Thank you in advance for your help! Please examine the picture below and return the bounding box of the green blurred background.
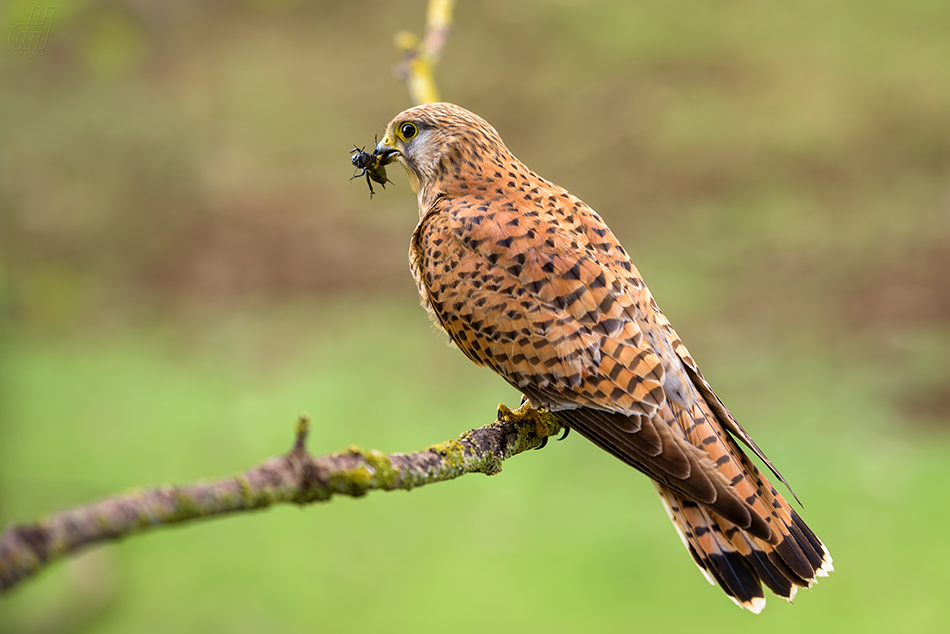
[2,0,949,632]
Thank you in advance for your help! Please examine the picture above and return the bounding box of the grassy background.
[2,1,949,632]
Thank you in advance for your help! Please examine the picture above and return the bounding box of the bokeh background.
[2,1,949,632]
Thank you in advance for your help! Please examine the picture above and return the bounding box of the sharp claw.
[557,427,570,441]
[535,435,549,451]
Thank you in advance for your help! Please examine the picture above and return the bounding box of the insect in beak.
[349,135,395,198]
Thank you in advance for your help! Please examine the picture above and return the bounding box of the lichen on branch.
[0,404,562,593]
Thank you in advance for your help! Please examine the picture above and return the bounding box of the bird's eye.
[399,122,418,141]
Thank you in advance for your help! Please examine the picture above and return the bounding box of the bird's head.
[375,102,512,197]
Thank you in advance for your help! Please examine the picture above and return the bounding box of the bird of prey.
[370,102,832,612]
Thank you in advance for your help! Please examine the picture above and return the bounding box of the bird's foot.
[496,402,564,454]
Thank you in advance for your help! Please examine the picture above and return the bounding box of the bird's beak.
[376,136,399,165]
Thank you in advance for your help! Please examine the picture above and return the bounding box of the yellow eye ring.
[398,122,418,141]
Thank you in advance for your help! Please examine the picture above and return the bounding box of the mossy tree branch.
[3,0,473,598]
[0,403,562,593]
[394,0,454,105]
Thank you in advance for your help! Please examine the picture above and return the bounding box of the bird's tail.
[654,464,833,613]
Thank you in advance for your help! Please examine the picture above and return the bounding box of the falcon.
[370,102,832,612]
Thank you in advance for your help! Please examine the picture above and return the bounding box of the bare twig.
[0,404,562,593]
[394,0,454,105]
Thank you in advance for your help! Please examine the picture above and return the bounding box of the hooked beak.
[376,136,399,165]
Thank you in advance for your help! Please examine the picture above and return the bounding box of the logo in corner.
[9,7,56,59]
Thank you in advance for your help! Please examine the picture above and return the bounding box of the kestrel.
[371,103,832,612]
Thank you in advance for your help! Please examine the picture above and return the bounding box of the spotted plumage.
[373,103,832,612]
